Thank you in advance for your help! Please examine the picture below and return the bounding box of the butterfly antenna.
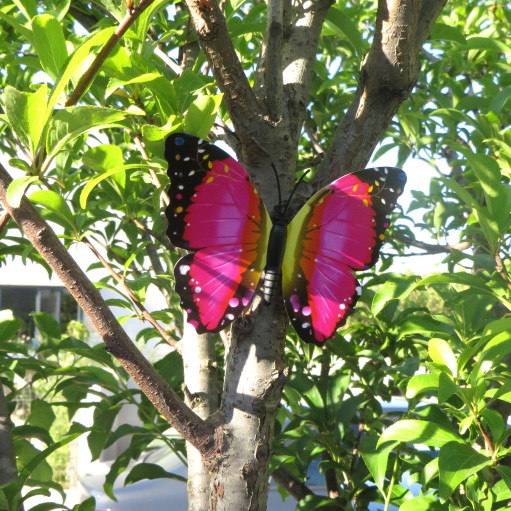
[270,163,283,209]
[282,169,311,217]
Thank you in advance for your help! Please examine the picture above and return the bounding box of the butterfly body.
[261,220,287,304]
[165,133,406,345]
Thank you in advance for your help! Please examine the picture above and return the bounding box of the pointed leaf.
[378,420,462,448]
[184,94,223,139]
[79,163,148,209]
[438,442,491,501]
[4,85,49,154]
[30,190,76,230]
[428,338,457,377]
[125,463,187,484]
[6,176,41,207]
[406,373,440,399]
[32,14,68,80]
[359,435,396,492]
[48,27,116,112]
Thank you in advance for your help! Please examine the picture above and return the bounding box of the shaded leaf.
[125,462,187,484]
[378,420,462,448]
[438,441,490,501]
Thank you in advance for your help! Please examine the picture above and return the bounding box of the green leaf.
[378,420,462,448]
[428,338,457,377]
[419,273,495,299]
[323,6,366,57]
[48,27,116,112]
[30,190,76,230]
[359,435,396,492]
[79,163,148,209]
[14,0,37,20]
[437,372,459,404]
[0,310,24,342]
[31,311,62,342]
[495,465,511,490]
[490,87,511,114]
[105,72,162,98]
[371,274,418,315]
[184,94,223,139]
[472,330,511,383]
[82,144,125,172]
[0,9,34,44]
[48,106,131,156]
[6,176,41,207]
[70,497,96,511]
[406,373,440,399]
[458,149,509,229]
[430,23,467,44]
[481,409,505,445]
[88,408,121,460]
[31,14,68,80]
[4,85,49,154]
[125,462,187,484]
[14,424,53,446]
[399,495,447,511]
[438,441,491,501]
[27,399,56,431]
[465,36,511,53]
[18,424,86,486]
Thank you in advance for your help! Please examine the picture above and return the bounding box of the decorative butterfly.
[164,133,406,345]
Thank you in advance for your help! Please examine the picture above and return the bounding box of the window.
[0,285,81,337]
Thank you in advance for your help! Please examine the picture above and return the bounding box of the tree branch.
[393,233,472,254]
[313,0,447,189]
[280,0,333,141]
[271,466,314,501]
[0,211,9,235]
[66,0,157,106]
[0,163,219,460]
[182,0,263,137]
[262,0,284,121]
[183,325,219,510]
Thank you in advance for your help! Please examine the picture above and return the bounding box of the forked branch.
[314,0,448,189]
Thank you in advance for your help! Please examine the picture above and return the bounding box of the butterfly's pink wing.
[282,167,406,344]
[165,133,270,334]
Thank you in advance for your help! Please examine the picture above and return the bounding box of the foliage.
[0,309,184,510]
[0,0,510,510]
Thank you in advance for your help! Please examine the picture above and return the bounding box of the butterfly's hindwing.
[165,133,270,333]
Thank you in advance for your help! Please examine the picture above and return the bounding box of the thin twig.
[82,237,179,350]
[130,132,170,206]
[393,233,472,254]
[154,46,184,75]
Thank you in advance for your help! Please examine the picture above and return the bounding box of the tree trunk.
[181,1,447,509]
[182,326,219,511]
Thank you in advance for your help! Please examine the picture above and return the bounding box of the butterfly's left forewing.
[165,133,271,333]
[282,167,406,344]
